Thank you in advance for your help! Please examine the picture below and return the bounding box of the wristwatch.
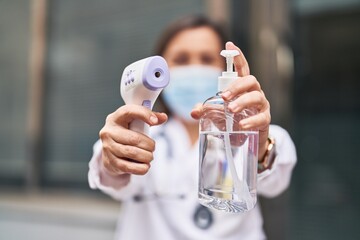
[258,137,276,173]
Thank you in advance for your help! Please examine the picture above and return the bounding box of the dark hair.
[154,14,228,56]
[153,15,229,114]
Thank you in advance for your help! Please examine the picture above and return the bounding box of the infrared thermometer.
[120,56,170,135]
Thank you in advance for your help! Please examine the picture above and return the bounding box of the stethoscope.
[131,126,214,230]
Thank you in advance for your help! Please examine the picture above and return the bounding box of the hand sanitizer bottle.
[198,50,258,213]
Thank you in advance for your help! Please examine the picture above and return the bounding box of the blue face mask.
[162,65,221,121]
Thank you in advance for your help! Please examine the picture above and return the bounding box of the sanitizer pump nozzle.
[120,56,170,135]
[218,50,239,92]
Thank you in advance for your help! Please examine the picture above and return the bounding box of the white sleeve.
[88,139,144,201]
[257,125,297,198]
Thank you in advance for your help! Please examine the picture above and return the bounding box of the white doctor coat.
[88,118,297,240]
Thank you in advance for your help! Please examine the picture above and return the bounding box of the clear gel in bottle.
[198,50,258,213]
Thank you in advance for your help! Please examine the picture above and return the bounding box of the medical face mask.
[162,65,221,121]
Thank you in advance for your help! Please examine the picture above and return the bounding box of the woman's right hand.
[99,105,168,176]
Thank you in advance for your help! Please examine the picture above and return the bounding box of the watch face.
[266,145,276,168]
[193,205,213,229]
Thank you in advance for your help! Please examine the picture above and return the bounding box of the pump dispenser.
[218,50,239,91]
[198,49,259,213]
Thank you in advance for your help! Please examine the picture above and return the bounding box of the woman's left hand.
[191,41,271,160]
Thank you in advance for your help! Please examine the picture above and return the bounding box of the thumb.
[190,103,203,120]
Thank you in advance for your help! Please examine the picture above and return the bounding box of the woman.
[88,15,297,239]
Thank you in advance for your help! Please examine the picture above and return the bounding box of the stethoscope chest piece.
[193,204,213,229]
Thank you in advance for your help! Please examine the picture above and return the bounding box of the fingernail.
[222,91,231,99]
[150,116,158,124]
[228,102,237,112]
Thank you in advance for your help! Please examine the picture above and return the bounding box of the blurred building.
[0,0,359,239]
